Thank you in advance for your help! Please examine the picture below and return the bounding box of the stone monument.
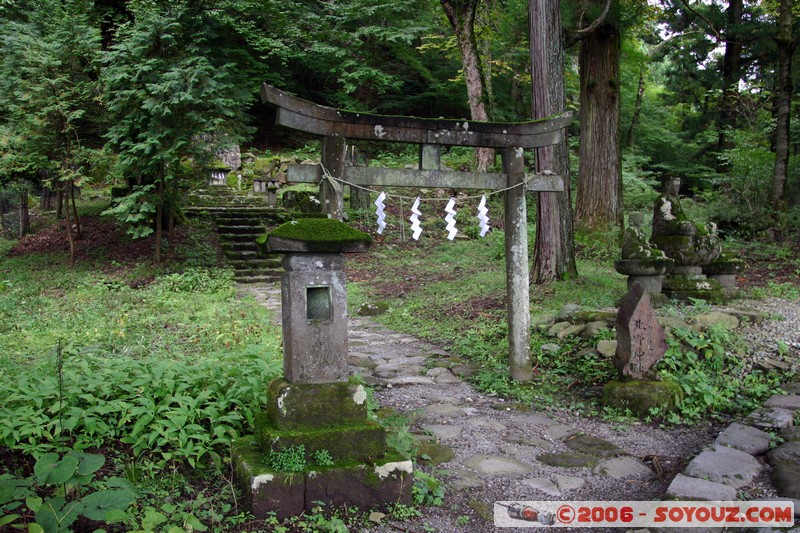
[650,177,724,302]
[232,218,412,519]
[602,282,682,417]
[614,212,673,300]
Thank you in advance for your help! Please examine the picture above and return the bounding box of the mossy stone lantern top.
[266,218,372,254]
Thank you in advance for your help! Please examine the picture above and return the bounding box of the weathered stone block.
[255,415,387,464]
[305,458,413,510]
[602,379,682,417]
[231,436,305,520]
[614,283,668,380]
[266,379,368,429]
[715,422,772,455]
[232,437,412,520]
[684,444,761,489]
[665,473,737,501]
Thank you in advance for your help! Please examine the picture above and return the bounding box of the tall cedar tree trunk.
[62,182,75,267]
[167,180,175,248]
[156,175,164,264]
[772,0,798,213]
[575,20,623,232]
[18,190,30,237]
[55,184,64,218]
[440,0,494,171]
[625,66,645,148]
[718,0,743,153]
[529,0,578,283]
[70,179,81,240]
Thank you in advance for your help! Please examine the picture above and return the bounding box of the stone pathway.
[240,283,800,532]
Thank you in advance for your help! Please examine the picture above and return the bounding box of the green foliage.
[412,471,444,507]
[656,327,783,422]
[101,184,156,239]
[382,413,418,459]
[748,281,800,300]
[0,449,141,532]
[265,445,307,473]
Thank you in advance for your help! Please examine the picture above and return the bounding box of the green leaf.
[33,453,59,482]
[44,455,79,485]
[184,514,208,531]
[68,451,105,476]
[80,490,135,521]
[103,508,128,523]
[28,524,45,533]
[0,514,20,527]
[26,496,42,512]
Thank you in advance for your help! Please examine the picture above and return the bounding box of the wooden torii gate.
[261,84,569,381]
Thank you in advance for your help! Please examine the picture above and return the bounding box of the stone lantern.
[231,217,412,520]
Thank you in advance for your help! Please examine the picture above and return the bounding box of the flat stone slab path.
[240,283,796,532]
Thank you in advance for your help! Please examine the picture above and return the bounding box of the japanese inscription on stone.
[614,282,668,380]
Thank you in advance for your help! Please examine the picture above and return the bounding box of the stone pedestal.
[232,380,412,520]
[232,218,411,519]
[703,258,744,299]
[661,265,724,303]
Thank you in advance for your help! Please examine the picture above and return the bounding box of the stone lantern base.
[231,379,412,520]
[662,266,725,303]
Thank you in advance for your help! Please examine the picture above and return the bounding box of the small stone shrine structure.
[614,212,673,300]
[602,282,682,417]
[650,177,724,302]
[232,218,412,519]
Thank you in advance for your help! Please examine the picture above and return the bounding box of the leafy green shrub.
[158,267,234,294]
[412,471,444,507]
[0,345,281,466]
[656,326,782,421]
[0,449,140,532]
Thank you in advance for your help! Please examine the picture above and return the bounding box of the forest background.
[1,0,799,259]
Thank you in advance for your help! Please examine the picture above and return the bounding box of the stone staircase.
[186,186,291,283]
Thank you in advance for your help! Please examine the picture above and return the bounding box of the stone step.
[229,258,282,270]
[234,273,283,283]
[222,242,259,253]
[217,225,265,236]
[219,233,264,243]
[224,250,260,260]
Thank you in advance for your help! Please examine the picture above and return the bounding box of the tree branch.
[680,0,721,42]
[576,0,613,34]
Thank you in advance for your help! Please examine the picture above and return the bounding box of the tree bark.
[625,65,646,148]
[62,186,75,267]
[771,0,797,213]
[440,0,494,171]
[529,0,578,283]
[718,0,743,152]
[18,190,30,238]
[69,180,81,240]
[575,16,623,232]
[156,175,164,264]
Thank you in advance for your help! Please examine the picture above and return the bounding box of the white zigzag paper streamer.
[375,191,387,234]
[409,197,422,240]
[477,195,490,237]
[444,197,458,241]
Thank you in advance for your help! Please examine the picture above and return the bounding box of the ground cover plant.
[0,214,289,531]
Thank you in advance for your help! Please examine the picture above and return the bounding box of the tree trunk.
[440,0,494,171]
[69,180,81,240]
[55,184,64,218]
[18,191,30,237]
[771,0,796,213]
[718,0,743,152]
[156,176,164,264]
[575,19,623,232]
[529,0,578,283]
[62,186,75,267]
[625,65,646,148]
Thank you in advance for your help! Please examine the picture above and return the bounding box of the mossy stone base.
[255,413,387,464]
[662,274,725,303]
[232,437,411,520]
[602,379,683,417]
[266,379,368,430]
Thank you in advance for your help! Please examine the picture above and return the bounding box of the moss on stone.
[270,218,370,244]
[602,379,683,417]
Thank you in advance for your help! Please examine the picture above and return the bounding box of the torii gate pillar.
[503,147,533,380]
[321,136,346,220]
